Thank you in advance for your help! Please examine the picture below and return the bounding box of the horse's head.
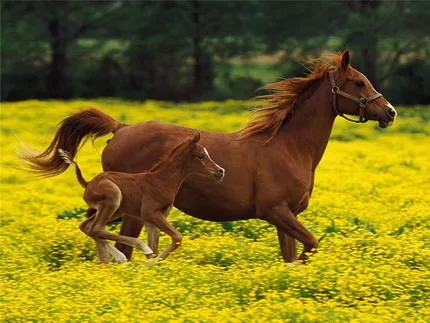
[186,132,225,181]
[330,50,397,128]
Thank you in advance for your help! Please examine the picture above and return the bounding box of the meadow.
[0,100,429,322]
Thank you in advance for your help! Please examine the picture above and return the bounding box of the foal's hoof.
[145,253,156,259]
[115,254,127,263]
[105,244,128,263]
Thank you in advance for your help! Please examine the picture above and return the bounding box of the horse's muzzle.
[378,104,397,128]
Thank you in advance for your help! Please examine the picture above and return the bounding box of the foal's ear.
[340,50,350,70]
[191,131,201,144]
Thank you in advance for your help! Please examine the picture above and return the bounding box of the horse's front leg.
[91,213,154,261]
[143,210,181,261]
[277,195,310,262]
[263,201,316,262]
[145,206,172,256]
[277,230,297,262]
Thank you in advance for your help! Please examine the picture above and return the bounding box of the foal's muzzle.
[213,167,225,181]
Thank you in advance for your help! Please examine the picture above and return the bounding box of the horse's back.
[102,120,193,173]
[101,120,259,221]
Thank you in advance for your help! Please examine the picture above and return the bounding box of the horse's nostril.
[387,107,396,118]
[218,168,224,174]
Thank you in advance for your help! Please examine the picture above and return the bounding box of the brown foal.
[58,132,224,263]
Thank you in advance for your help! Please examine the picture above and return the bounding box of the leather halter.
[328,70,383,123]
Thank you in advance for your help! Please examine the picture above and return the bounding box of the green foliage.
[1,1,429,104]
[57,207,87,220]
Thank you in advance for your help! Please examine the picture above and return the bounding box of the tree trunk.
[346,0,383,90]
[47,18,68,98]
[192,0,203,100]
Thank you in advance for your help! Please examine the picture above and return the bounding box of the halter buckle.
[359,97,368,107]
[331,86,339,94]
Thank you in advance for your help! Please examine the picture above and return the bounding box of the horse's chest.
[288,191,310,215]
[275,173,312,214]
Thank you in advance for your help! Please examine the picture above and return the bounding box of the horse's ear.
[341,50,350,70]
[191,131,200,144]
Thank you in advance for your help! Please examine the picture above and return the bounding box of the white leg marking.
[106,244,127,263]
[139,242,154,256]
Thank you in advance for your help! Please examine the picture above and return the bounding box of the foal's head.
[331,50,397,128]
[154,132,225,181]
[184,132,225,181]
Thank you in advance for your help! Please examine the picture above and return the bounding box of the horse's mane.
[149,135,197,172]
[237,53,343,142]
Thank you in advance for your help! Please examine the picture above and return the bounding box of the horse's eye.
[198,155,205,159]
[355,80,365,87]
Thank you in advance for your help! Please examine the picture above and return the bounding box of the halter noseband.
[328,70,382,123]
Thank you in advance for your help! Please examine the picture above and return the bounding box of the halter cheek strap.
[328,70,383,123]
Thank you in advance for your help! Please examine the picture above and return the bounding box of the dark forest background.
[1,0,429,104]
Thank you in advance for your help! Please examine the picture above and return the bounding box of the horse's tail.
[19,108,125,178]
[57,149,88,188]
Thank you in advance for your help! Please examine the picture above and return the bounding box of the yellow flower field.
[0,100,429,322]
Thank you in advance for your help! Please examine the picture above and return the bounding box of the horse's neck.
[279,78,336,169]
[148,158,188,195]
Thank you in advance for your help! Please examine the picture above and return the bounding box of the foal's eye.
[198,155,205,159]
[355,80,365,87]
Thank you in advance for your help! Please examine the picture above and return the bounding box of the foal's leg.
[115,216,145,260]
[89,210,153,260]
[144,211,182,261]
[263,202,317,262]
[80,216,111,264]
[145,222,160,256]
[146,206,171,256]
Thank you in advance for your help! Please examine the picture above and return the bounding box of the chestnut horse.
[57,132,224,263]
[21,50,397,262]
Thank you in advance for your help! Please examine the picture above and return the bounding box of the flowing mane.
[237,53,343,141]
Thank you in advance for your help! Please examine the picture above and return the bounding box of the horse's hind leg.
[95,240,110,264]
[263,202,317,262]
[89,208,153,259]
[93,222,154,260]
[80,214,110,263]
[83,180,132,263]
[115,216,145,260]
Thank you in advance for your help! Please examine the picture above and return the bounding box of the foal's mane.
[237,53,343,141]
[149,135,198,172]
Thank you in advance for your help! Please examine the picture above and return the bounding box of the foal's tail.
[57,149,88,188]
[19,108,125,177]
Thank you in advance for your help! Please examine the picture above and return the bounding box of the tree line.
[1,0,429,104]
